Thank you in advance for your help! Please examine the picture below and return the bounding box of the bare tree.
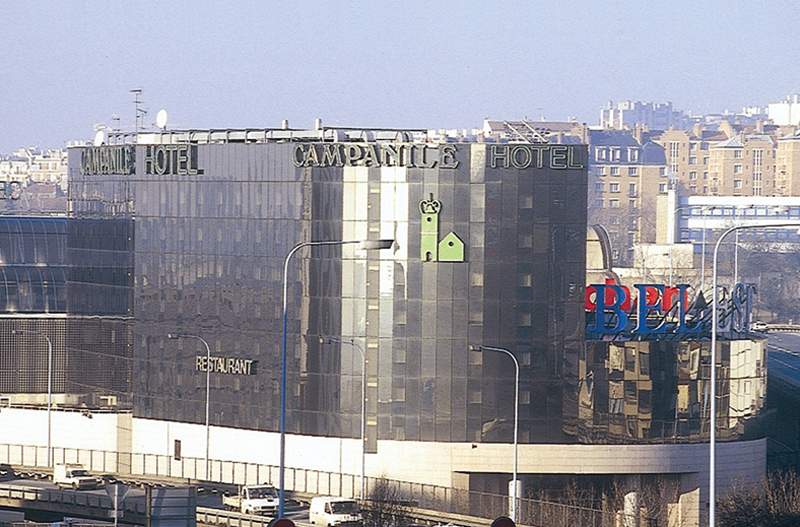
[718,471,800,527]
[362,477,413,527]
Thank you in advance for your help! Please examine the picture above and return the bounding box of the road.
[0,473,311,525]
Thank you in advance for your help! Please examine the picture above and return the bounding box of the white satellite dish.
[93,129,106,146]
[156,109,169,130]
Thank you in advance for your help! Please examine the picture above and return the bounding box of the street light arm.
[708,220,800,527]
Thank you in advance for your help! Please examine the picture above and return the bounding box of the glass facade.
[0,216,132,398]
[66,137,770,446]
[0,217,67,312]
[69,140,590,444]
[578,340,767,443]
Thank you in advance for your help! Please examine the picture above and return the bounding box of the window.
[734,164,743,174]
[690,185,697,193]
[609,199,620,208]
[611,147,621,161]
[610,167,620,176]
[659,183,667,193]
[734,149,743,159]
[596,166,606,177]
[734,180,743,189]
[628,183,637,196]
[689,171,697,180]
[596,147,607,160]
[703,171,708,180]
[689,156,697,164]
[595,183,604,192]
[659,167,666,177]
[609,183,620,192]
[629,199,637,209]
[629,149,639,162]
[703,157,709,165]
[628,167,638,176]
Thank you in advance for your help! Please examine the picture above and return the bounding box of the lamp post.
[279,238,394,518]
[12,329,53,467]
[167,333,212,480]
[699,206,717,292]
[709,221,800,527]
[319,336,367,500]
[473,345,519,522]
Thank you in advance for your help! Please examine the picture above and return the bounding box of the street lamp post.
[12,329,53,467]
[473,345,519,522]
[709,221,800,527]
[167,333,212,480]
[320,336,367,500]
[279,238,394,518]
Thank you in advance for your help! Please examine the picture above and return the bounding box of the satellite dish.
[93,129,106,146]
[156,109,169,130]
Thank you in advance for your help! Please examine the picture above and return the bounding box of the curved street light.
[709,221,800,527]
[319,336,367,500]
[279,238,394,518]
[167,333,213,480]
[472,345,519,522]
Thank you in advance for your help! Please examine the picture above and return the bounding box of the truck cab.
[53,464,101,490]
[222,484,279,515]
[309,496,362,527]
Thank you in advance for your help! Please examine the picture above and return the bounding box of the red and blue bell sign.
[585,278,756,341]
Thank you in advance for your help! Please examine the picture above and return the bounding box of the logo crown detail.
[419,193,442,215]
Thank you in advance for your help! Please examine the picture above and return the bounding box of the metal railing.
[0,442,657,527]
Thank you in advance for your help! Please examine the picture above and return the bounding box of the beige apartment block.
[708,135,776,196]
[653,128,729,196]
[776,131,800,196]
[589,132,666,264]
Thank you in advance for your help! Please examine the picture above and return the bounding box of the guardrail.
[765,324,800,332]
[0,443,655,527]
[196,507,271,527]
[0,482,146,521]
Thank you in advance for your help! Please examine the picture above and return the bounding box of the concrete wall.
[0,408,767,526]
[0,407,123,452]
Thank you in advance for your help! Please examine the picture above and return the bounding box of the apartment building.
[587,130,666,264]
[708,135,776,196]
[776,130,800,196]
[654,129,716,195]
[600,100,690,130]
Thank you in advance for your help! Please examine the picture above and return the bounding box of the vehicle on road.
[223,484,279,515]
[53,464,102,490]
[753,321,769,332]
[0,464,14,481]
[309,496,362,526]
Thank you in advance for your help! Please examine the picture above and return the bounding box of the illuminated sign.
[292,143,459,169]
[196,355,257,376]
[585,278,756,341]
[419,194,464,262]
[79,145,135,175]
[143,145,203,176]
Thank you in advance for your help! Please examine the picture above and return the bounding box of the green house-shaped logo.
[419,194,465,263]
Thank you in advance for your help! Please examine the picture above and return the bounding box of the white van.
[53,464,102,490]
[309,496,362,527]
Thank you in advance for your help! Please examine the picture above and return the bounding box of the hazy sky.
[1,0,799,152]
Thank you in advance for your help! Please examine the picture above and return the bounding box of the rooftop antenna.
[130,88,143,132]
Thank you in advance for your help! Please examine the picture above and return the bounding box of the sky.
[1,0,800,152]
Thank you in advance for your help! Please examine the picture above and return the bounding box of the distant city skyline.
[1,0,800,152]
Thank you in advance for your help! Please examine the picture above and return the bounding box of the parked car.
[752,321,769,332]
